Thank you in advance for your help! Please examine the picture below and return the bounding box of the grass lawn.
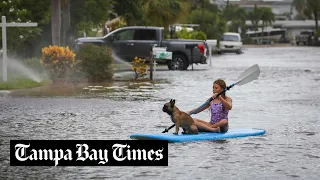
[0,72,50,90]
[0,62,158,90]
[0,78,47,90]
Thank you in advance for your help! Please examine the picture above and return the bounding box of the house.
[214,1,319,40]
[229,0,296,20]
[211,0,296,20]
[244,20,320,39]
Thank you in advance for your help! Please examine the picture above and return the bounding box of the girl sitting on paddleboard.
[187,79,232,133]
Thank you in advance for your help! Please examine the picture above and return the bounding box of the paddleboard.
[130,128,266,143]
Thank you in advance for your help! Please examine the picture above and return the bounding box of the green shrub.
[191,31,207,40]
[76,44,114,82]
[175,28,207,40]
[242,36,256,44]
[175,28,192,39]
[316,29,320,37]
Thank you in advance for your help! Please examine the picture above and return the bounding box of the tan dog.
[162,99,198,134]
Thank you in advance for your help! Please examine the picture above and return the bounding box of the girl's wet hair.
[214,79,227,111]
[214,79,227,99]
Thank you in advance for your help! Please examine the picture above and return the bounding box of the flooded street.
[1,47,320,179]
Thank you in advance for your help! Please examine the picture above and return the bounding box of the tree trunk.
[51,0,61,46]
[261,23,264,44]
[314,10,319,31]
[254,21,258,44]
[61,1,70,46]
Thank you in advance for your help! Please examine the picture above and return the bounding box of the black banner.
[10,140,168,166]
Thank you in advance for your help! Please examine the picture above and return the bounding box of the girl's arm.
[219,96,232,110]
[187,98,211,115]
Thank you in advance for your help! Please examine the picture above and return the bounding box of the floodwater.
[1,47,320,179]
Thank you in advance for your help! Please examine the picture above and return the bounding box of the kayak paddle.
[162,64,261,133]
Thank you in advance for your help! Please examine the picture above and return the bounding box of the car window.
[134,29,157,40]
[221,35,240,42]
[114,30,135,40]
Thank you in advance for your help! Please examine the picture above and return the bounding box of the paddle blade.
[235,64,260,86]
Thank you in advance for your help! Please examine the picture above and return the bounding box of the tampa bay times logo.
[10,140,168,166]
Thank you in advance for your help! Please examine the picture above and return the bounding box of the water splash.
[6,58,43,82]
[111,51,135,80]
[111,52,132,67]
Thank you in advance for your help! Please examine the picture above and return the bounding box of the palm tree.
[51,0,61,45]
[143,0,183,28]
[293,0,306,16]
[292,0,320,30]
[224,4,247,36]
[306,0,320,31]
[248,5,261,41]
[112,0,144,26]
[260,7,275,40]
[61,0,70,46]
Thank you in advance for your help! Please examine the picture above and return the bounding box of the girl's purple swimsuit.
[210,101,229,125]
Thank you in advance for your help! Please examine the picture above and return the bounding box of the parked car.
[74,26,207,70]
[296,31,314,45]
[218,32,242,54]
